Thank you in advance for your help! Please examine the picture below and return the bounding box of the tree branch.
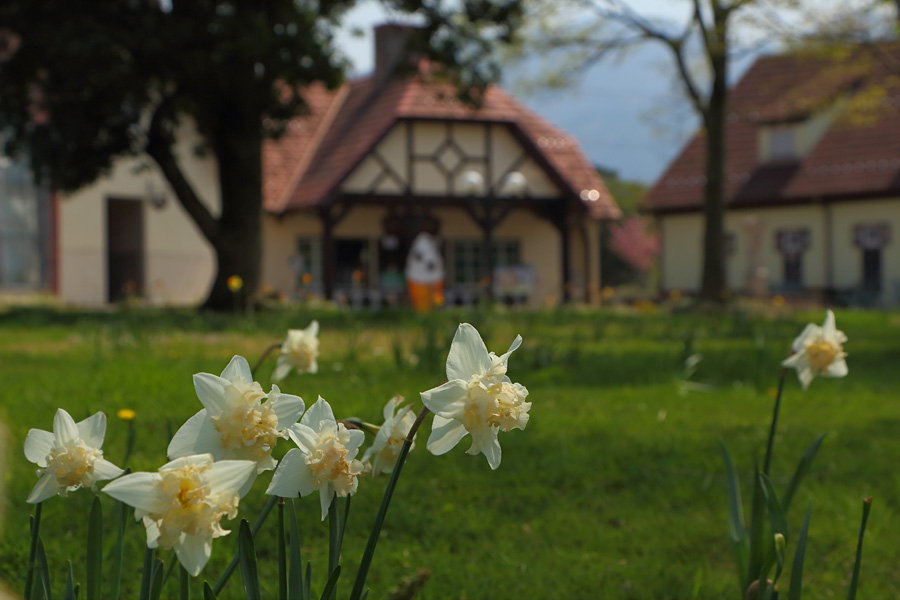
[598,0,709,115]
[145,98,220,243]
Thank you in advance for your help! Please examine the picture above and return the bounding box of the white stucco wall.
[59,122,219,306]
[660,199,900,306]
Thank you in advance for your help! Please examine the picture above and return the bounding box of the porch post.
[320,208,336,300]
[560,216,571,303]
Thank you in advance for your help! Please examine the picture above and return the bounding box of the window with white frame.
[450,239,521,286]
[294,237,322,287]
[0,160,51,289]
[768,125,796,161]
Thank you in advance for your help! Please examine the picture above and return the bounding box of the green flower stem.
[140,547,155,600]
[123,419,136,467]
[349,406,430,600]
[24,501,42,600]
[847,497,873,600]
[213,495,278,595]
[763,369,787,477]
[251,343,282,378]
[180,563,191,600]
[278,499,287,600]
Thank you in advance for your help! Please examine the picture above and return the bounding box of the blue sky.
[334,0,884,184]
[334,2,723,184]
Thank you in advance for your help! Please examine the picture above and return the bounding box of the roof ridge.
[272,85,351,214]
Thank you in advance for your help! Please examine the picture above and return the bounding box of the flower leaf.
[64,561,77,600]
[319,566,341,600]
[788,504,812,600]
[781,433,826,514]
[847,498,873,600]
[203,582,219,600]
[238,520,261,600]
[719,441,749,594]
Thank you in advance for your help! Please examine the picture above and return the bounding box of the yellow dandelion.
[227,275,243,292]
[772,295,786,308]
[117,408,136,421]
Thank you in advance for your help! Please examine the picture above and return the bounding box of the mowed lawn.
[0,306,899,599]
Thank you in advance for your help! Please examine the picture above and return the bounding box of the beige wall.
[262,205,567,306]
[830,198,900,305]
[661,205,827,293]
[59,121,219,305]
[341,121,561,199]
[660,199,900,305]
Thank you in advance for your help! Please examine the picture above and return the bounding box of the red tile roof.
[263,69,620,219]
[644,44,900,213]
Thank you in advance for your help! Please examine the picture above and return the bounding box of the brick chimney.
[373,23,419,87]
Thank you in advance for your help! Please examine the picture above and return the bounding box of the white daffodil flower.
[362,395,417,476]
[24,408,124,503]
[168,356,305,482]
[782,309,848,390]
[272,321,319,381]
[266,397,365,520]
[421,323,530,470]
[103,454,256,577]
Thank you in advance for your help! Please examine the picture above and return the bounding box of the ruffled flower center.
[463,378,531,433]
[308,430,363,497]
[807,339,841,372]
[211,381,280,462]
[153,464,237,546]
[44,444,102,488]
[287,339,317,371]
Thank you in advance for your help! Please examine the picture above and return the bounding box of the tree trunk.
[202,107,264,311]
[699,50,728,303]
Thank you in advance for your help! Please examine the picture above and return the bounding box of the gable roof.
[263,69,620,219]
[644,43,900,214]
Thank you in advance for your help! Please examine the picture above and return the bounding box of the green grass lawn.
[0,305,898,599]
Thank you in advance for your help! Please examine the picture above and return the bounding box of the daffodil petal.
[176,533,212,577]
[93,459,125,482]
[781,353,805,369]
[24,429,55,466]
[797,366,814,390]
[220,355,253,384]
[420,380,468,417]
[53,408,80,446]
[103,473,164,515]
[446,323,491,381]
[268,387,305,431]
[27,472,62,504]
[205,460,257,498]
[167,410,224,461]
[287,423,317,453]
[791,324,819,353]
[76,412,107,449]
[307,359,318,374]
[343,427,366,455]
[826,358,848,378]
[272,358,292,382]
[383,396,403,421]
[319,487,333,521]
[143,517,161,547]
[426,416,468,455]
[498,334,523,366]
[266,448,316,498]
[467,427,501,470]
[306,320,319,337]
[192,373,230,416]
[300,396,335,429]
[822,310,836,338]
